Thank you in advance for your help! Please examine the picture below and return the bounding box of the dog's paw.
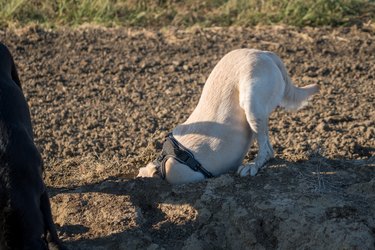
[137,167,147,177]
[237,163,259,177]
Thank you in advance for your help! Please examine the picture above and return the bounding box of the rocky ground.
[1,24,374,249]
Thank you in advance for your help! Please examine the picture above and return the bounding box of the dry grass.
[0,0,374,27]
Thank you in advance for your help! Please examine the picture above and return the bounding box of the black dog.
[0,43,63,250]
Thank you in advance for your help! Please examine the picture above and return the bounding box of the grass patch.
[0,0,374,27]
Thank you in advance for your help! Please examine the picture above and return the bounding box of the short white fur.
[137,49,319,184]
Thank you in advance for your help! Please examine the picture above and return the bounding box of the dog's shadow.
[49,175,206,249]
[49,153,375,249]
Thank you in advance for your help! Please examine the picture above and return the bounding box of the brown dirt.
[1,25,374,249]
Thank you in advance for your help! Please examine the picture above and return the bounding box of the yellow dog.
[138,49,319,184]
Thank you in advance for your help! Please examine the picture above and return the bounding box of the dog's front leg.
[237,119,274,176]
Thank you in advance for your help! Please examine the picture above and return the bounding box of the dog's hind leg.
[237,69,281,176]
[237,115,274,176]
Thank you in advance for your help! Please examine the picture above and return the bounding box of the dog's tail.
[267,52,319,111]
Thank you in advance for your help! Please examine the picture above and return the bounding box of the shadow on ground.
[49,156,375,249]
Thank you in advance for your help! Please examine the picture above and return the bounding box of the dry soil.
[1,25,374,249]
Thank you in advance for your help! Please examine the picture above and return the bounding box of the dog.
[0,42,64,249]
[138,49,319,184]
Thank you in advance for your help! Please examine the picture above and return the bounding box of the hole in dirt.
[353,144,374,158]
[59,224,90,237]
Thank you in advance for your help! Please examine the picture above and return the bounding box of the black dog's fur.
[0,43,63,250]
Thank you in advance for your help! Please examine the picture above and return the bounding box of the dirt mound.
[1,25,374,249]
